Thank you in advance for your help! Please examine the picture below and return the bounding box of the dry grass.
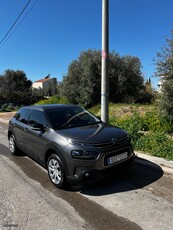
[90,103,156,118]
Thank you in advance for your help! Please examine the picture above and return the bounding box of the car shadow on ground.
[0,143,27,158]
[77,157,163,196]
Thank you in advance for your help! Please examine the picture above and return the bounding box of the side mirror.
[96,116,102,121]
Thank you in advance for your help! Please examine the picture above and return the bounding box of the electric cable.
[0,0,39,47]
[0,0,32,46]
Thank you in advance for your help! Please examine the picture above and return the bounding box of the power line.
[0,0,32,46]
[0,0,39,47]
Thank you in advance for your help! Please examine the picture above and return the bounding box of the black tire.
[47,153,68,189]
[8,134,19,155]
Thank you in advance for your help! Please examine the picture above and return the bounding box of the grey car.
[8,104,135,189]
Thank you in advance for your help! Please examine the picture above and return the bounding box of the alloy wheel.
[9,135,15,154]
[48,158,62,185]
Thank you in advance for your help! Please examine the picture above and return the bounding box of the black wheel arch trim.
[44,143,69,176]
[8,129,18,145]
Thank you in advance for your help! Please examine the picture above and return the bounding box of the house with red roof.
[32,75,57,90]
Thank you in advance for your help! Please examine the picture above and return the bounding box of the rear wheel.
[47,154,67,189]
[8,134,19,155]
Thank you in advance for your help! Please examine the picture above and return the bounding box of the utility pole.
[101,0,109,123]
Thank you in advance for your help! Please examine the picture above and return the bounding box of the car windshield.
[45,107,101,130]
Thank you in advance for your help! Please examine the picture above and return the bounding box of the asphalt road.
[0,122,173,230]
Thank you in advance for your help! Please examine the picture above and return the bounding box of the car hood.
[55,123,127,143]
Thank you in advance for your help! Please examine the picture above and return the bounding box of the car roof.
[21,104,82,111]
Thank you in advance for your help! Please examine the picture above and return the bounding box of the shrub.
[35,96,69,105]
[143,111,173,133]
[136,132,173,160]
[110,112,145,145]
[110,110,173,160]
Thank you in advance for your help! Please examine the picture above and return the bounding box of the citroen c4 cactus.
[8,104,135,189]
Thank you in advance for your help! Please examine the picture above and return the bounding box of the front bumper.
[66,152,136,185]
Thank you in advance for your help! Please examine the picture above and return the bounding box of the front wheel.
[8,134,19,155]
[47,154,67,189]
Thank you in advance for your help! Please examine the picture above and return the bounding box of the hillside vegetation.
[90,103,155,118]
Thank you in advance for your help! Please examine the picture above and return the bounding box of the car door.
[26,109,49,164]
[14,108,31,152]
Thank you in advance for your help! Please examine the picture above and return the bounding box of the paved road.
[0,122,173,230]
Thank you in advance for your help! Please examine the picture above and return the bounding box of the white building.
[32,75,57,90]
[157,76,165,93]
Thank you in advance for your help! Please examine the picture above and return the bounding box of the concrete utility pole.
[101,0,109,123]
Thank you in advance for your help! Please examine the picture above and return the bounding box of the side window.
[29,110,47,126]
[16,108,31,124]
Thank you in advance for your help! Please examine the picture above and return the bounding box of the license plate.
[107,152,128,165]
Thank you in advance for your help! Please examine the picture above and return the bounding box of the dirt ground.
[0,112,16,121]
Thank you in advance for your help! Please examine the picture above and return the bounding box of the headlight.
[71,150,99,160]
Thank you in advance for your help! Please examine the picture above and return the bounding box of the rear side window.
[29,110,48,126]
[16,108,31,124]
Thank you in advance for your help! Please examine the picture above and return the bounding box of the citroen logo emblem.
[112,138,117,146]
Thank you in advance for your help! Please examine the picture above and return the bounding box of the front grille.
[83,136,129,149]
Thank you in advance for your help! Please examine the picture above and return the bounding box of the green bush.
[110,111,173,160]
[110,112,145,145]
[35,96,69,105]
[136,132,173,160]
[143,111,173,133]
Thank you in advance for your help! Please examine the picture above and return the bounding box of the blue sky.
[0,0,173,89]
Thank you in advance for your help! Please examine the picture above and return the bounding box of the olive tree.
[155,30,173,120]
[60,49,150,107]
